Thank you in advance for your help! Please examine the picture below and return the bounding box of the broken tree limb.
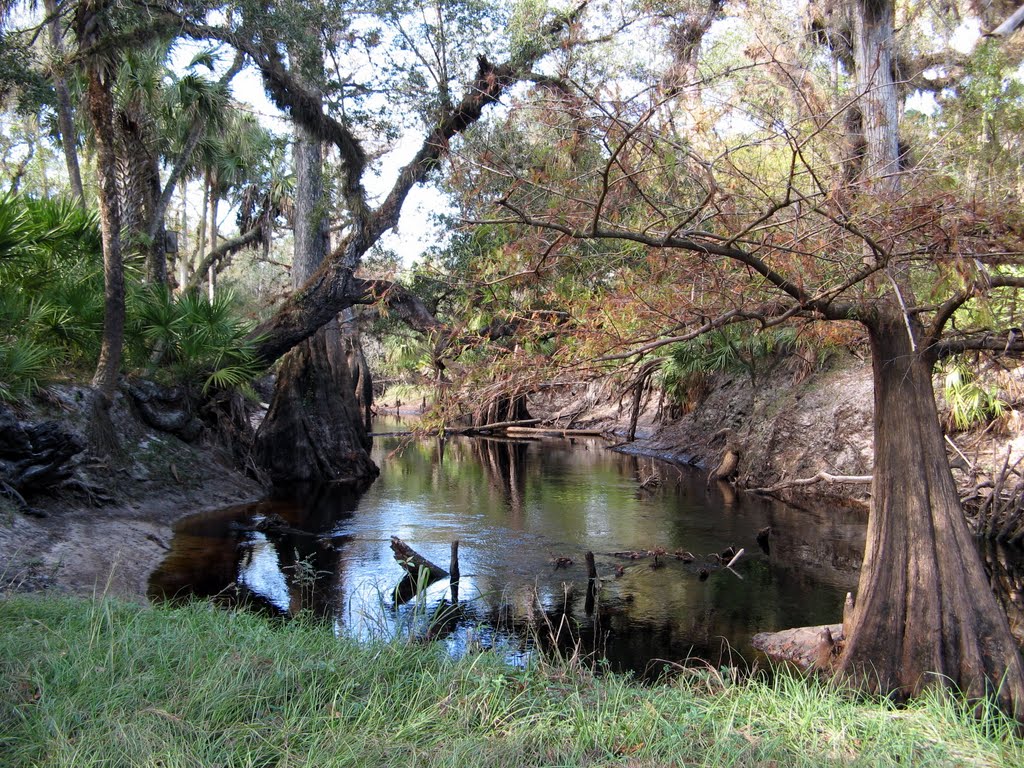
[455,418,541,434]
[725,547,745,570]
[944,434,975,472]
[389,536,449,582]
[505,426,606,436]
[750,472,873,495]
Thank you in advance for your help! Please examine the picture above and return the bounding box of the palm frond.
[0,338,55,402]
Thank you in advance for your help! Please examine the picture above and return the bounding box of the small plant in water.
[284,549,329,607]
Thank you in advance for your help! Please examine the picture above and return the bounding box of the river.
[148,420,1022,677]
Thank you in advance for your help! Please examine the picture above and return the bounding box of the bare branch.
[750,471,873,495]
[925,274,1024,352]
[184,224,264,292]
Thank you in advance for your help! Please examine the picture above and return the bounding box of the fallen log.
[751,624,845,670]
[505,426,606,436]
[750,472,872,495]
[454,418,542,434]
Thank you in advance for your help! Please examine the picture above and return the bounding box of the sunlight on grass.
[1,595,1021,767]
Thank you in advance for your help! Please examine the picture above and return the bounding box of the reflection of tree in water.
[391,575,742,679]
[149,486,364,620]
[980,541,1024,645]
[471,438,529,519]
[159,434,1024,674]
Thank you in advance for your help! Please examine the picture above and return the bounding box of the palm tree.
[112,41,240,286]
[73,0,123,416]
[43,0,86,207]
[182,107,278,296]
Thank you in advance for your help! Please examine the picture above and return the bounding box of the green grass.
[1,596,1022,767]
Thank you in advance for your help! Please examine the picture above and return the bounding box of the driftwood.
[505,426,606,436]
[964,447,1024,544]
[390,536,449,582]
[750,471,873,495]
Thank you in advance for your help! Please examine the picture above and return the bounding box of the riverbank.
[527,350,1024,519]
[2,594,1021,768]
[3,348,1020,601]
[0,388,262,599]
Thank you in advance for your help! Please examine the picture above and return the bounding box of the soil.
[528,349,1024,516]
[0,386,262,601]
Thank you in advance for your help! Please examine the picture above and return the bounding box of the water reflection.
[149,424,1020,676]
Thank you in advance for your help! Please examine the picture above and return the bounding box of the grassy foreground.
[1,596,1021,767]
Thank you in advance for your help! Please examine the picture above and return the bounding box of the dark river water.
[149,419,1024,677]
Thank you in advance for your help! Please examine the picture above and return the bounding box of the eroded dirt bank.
[1,388,262,600]
[527,350,1024,517]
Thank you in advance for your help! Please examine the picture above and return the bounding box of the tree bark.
[251,322,377,489]
[852,0,901,194]
[292,125,326,284]
[837,317,1024,715]
[252,50,376,489]
[115,107,167,284]
[44,0,85,208]
[343,327,374,433]
[86,61,125,400]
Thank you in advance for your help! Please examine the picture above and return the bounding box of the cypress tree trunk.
[837,317,1024,715]
[252,57,376,489]
[251,322,376,488]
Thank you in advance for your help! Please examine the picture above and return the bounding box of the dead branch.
[750,471,873,494]
[389,536,449,581]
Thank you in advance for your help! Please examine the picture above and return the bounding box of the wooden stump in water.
[585,551,597,580]
[390,536,451,604]
[450,540,461,603]
[389,536,449,581]
[252,325,378,488]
